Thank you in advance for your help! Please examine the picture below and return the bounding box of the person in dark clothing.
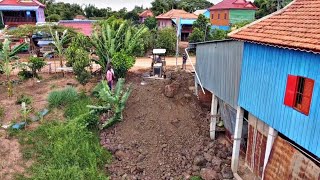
[182,53,187,70]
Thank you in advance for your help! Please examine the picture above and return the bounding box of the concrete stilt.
[210,94,218,140]
[262,127,278,179]
[231,106,244,173]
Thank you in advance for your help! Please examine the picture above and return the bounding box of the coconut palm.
[91,20,148,72]
[0,39,27,97]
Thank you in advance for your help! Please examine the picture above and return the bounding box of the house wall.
[157,19,172,29]
[195,40,243,109]
[210,9,230,26]
[59,22,94,36]
[229,10,255,24]
[238,42,320,157]
[36,7,45,22]
[203,10,210,18]
[264,136,320,179]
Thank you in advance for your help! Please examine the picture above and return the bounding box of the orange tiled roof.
[229,0,320,53]
[139,9,153,18]
[156,9,198,19]
[0,0,45,7]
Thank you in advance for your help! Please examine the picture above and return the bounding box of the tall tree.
[254,0,292,19]
[177,0,213,13]
[151,0,178,16]
[189,14,211,42]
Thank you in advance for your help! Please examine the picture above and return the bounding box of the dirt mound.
[100,70,233,179]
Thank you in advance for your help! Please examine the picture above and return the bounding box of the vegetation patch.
[18,116,111,179]
[48,87,79,108]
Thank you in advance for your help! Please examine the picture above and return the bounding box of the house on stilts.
[192,0,320,179]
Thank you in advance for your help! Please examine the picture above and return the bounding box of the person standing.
[182,53,187,70]
[106,66,113,90]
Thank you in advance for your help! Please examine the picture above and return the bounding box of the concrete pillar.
[194,78,198,96]
[231,106,244,173]
[210,94,218,140]
[262,127,278,179]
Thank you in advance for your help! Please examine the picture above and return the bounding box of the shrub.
[112,52,135,78]
[0,106,4,123]
[48,87,79,108]
[28,57,46,79]
[72,49,91,85]
[189,28,205,43]
[16,94,32,105]
[18,69,33,80]
[156,27,177,55]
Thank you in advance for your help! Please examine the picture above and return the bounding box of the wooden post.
[262,127,278,179]
[210,94,218,139]
[231,106,244,173]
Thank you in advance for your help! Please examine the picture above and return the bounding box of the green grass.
[48,86,79,108]
[18,115,111,180]
[64,97,91,119]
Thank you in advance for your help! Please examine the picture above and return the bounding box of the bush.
[16,94,32,105]
[189,28,205,43]
[48,87,79,108]
[156,27,177,55]
[112,52,135,78]
[72,49,91,85]
[18,69,33,80]
[0,106,4,122]
[18,117,110,179]
[28,57,46,79]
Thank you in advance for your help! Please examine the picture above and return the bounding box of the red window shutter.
[300,78,315,115]
[284,75,298,107]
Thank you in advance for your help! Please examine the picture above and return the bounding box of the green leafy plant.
[156,27,177,55]
[91,20,148,73]
[17,116,110,179]
[88,79,131,129]
[0,39,28,97]
[112,51,135,78]
[50,28,69,68]
[0,106,4,125]
[48,87,79,108]
[18,69,33,80]
[71,49,91,85]
[16,94,32,105]
[20,102,32,129]
[28,56,46,79]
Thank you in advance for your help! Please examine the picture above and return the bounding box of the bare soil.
[101,69,234,179]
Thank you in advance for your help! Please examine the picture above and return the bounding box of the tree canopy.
[254,0,293,19]
[177,0,213,13]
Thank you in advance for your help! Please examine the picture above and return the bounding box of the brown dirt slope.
[101,70,233,179]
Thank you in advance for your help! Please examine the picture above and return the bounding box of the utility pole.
[175,17,180,70]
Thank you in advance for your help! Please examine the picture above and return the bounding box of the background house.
[0,0,45,27]
[193,9,210,18]
[138,9,153,23]
[229,0,320,179]
[208,0,257,30]
[156,9,198,41]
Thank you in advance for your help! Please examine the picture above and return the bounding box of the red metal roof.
[59,20,96,36]
[209,0,257,10]
[156,9,198,19]
[229,0,320,53]
[0,0,45,7]
[139,9,153,18]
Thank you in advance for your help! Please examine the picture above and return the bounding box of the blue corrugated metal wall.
[239,42,320,157]
[196,40,243,109]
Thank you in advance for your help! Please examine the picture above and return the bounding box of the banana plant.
[88,78,132,129]
[0,39,27,97]
[50,28,68,68]
[91,20,148,73]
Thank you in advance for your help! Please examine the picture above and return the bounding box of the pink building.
[0,0,45,27]
[139,9,153,23]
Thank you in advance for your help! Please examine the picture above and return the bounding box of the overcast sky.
[56,0,224,11]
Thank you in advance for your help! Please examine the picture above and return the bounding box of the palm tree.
[91,20,148,73]
[0,39,27,97]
